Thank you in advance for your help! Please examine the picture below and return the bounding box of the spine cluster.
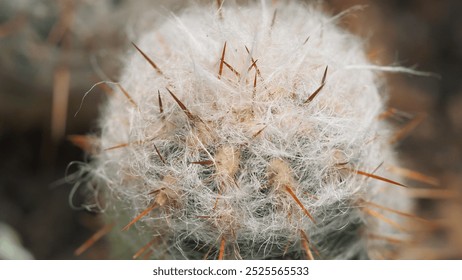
[84,1,411,259]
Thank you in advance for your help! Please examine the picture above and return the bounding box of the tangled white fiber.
[83,0,411,259]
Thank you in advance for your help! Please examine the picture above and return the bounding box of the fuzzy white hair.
[85,0,411,259]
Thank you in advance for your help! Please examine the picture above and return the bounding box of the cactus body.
[86,1,410,259]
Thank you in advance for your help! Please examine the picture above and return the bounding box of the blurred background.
[0,0,461,259]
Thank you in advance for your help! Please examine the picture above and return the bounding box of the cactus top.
[88,1,410,259]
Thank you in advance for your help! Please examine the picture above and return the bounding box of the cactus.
[81,1,412,259]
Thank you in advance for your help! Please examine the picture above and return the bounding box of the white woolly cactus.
[85,1,411,260]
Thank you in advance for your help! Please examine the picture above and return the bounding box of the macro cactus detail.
[82,1,411,260]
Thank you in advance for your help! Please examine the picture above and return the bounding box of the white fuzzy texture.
[88,1,410,259]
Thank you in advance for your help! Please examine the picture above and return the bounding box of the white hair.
[86,0,411,259]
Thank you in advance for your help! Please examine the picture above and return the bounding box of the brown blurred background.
[0,0,460,259]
